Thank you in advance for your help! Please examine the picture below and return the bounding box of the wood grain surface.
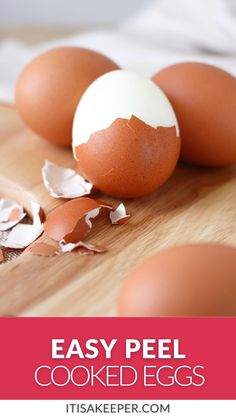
[1,104,236,317]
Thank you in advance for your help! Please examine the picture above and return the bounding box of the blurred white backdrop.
[1,0,236,104]
[0,0,148,25]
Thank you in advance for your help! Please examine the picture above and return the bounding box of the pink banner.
[0,318,235,399]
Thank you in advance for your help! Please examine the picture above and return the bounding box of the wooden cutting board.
[1,103,236,317]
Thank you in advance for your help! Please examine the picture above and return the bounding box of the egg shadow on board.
[122,162,236,220]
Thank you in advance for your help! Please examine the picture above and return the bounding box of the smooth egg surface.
[15,47,119,146]
[152,63,236,167]
[118,243,236,316]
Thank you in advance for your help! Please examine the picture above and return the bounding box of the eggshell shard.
[29,242,58,257]
[59,241,79,253]
[15,47,120,147]
[42,160,93,199]
[75,116,180,198]
[0,198,26,231]
[2,201,43,249]
[77,248,95,256]
[152,62,236,167]
[79,242,108,254]
[62,218,90,244]
[109,203,130,225]
[43,197,102,243]
[60,240,107,255]
[0,249,4,262]
[9,207,22,222]
[96,200,115,211]
[118,243,236,317]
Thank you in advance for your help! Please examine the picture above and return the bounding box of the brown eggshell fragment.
[78,242,108,254]
[9,207,22,222]
[152,63,236,167]
[2,201,43,249]
[0,198,26,231]
[109,203,130,225]
[38,207,46,223]
[75,115,180,198]
[77,248,95,256]
[96,200,115,211]
[60,240,107,255]
[44,197,101,242]
[29,242,58,257]
[0,249,4,262]
[118,243,236,317]
[62,217,90,244]
[15,47,120,147]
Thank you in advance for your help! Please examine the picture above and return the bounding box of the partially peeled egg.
[73,70,181,198]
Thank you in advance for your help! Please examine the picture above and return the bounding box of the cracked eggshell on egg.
[73,70,181,198]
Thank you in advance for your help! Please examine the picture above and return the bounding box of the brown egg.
[15,47,119,147]
[118,243,236,316]
[152,63,236,167]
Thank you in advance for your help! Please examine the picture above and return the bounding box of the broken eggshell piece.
[42,160,93,199]
[73,70,180,198]
[0,248,4,262]
[2,201,43,249]
[109,203,130,225]
[28,242,58,257]
[43,197,107,243]
[60,240,107,255]
[0,198,26,231]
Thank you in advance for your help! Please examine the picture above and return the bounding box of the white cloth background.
[0,0,236,104]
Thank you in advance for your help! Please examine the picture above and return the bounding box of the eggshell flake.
[29,242,58,257]
[0,249,4,262]
[84,208,101,229]
[118,243,236,317]
[79,242,108,254]
[43,197,102,243]
[0,199,18,222]
[2,201,43,249]
[42,160,93,199]
[9,207,22,222]
[75,116,180,198]
[62,218,90,244]
[152,62,236,167]
[0,198,26,231]
[109,203,130,225]
[60,240,107,255]
[95,200,115,211]
[77,248,95,256]
[16,47,120,147]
